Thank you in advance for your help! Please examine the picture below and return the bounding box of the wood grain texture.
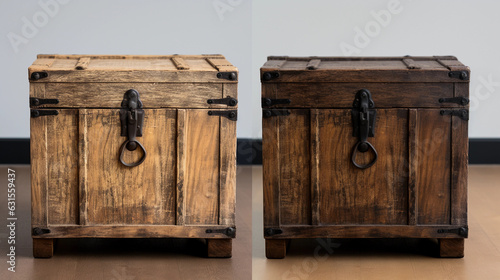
[41,83,225,108]
[31,225,236,238]
[171,57,190,70]
[408,109,418,225]
[46,110,79,225]
[451,113,468,225]
[270,83,455,108]
[265,239,288,259]
[219,115,237,226]
[439,238,464,258]
[279,109,311,225]
[262,83,280,227]
[78,109,88,225]
[267,225,468,239]
[310,109,320,225]
[318,109,408,225]
[85,109,177,225]
[206,239,232,258]
[184,110,220,225]
[176,109,187,225]
[30,103,48,227]
[75,57,90,70]
[33,238,53,258]
[416,110,451,225]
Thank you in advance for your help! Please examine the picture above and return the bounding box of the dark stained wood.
[451,114,468,225]
[31,225,236,238]
[206,239,232,258]
[279,109,311,225]
[408,109,418,225]
[318,109,408,225]
[33,238,54,258]
[269,83,455,108]
[268,225,467,239]
[262,84,280,227]
[310,109,320,225]
[265,239,288,259]
[416,110,451,225]
[439,238,464,258]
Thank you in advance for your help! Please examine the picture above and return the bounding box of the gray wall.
[1,0,499,139]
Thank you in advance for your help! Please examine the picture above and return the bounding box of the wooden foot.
[439,238,464,258]
[266,239,288,259]
[206,239,232,258]
[33,238,54,258]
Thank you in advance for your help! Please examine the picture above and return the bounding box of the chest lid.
[29,54,238,109]
[261,56,470,109]
[261,56,469,83]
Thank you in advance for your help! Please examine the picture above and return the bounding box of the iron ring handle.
[351,141,378,169]
[119,140,147,167]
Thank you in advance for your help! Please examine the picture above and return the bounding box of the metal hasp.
[217,72,238,81]
[205,227,236,238]
[207,96,238,106]
[119,89,147,167]
[32,227,51,236]
[261,98,291,107]
[264,228,283,237]
[440,109,469,121]
[208,110,237,121]
[437,227,468,238]
[351,89,378,169]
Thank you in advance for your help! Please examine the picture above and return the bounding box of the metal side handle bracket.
[351,89,378,169]
[119,89,147,167]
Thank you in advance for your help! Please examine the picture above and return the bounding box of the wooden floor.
[1,165,499,279]
[252,165,500,280]
[0,165,252,280]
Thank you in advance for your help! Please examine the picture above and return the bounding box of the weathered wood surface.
[439,238,465,258]
[29,54,238,83]
[265,225,467,239]
[265,239,288,259]
[206,239,232,258]
[262,83,456,108]
[37,83,227,108]
[31,225,235,238]
[261,56,469,83]
[33,238,53,258]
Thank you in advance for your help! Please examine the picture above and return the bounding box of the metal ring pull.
[119,139,147,167]
[351,141,378,169]
[119,89,146,167]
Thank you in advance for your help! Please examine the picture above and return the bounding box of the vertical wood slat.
[78,109,88,225]
[402,58,421,69]
[263,84,280,227]
[30,93,48,226]
[408,109,418,225]
[451,115,468,225]
[310,109,320,225]
[219,115,237,226]
[176,109,187,225]
[75,57,90,70]
[306,59,321,70]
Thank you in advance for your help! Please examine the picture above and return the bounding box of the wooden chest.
[29,54,238,258]
[261,56,469,258]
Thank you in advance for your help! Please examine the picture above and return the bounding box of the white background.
[1,0,499,139]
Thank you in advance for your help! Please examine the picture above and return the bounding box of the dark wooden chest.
[261,56,469,258]
[29,54,238,258]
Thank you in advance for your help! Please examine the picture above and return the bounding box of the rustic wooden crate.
[261,56,469,258]
[29,54,238,258]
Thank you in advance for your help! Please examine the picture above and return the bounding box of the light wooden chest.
[261,56,469,258]
[29,54,238,258]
